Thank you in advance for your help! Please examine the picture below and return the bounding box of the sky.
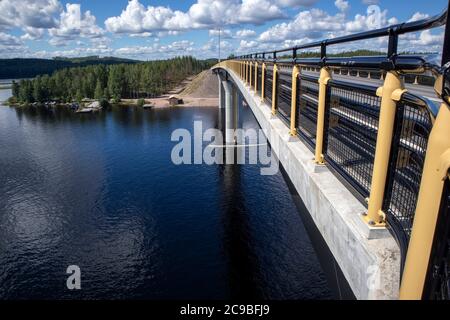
[0,0,447,60]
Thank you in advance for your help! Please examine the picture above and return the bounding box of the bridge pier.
[222,80,238,144]
[218,74,225,109]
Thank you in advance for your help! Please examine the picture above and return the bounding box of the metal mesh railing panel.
[296,74,320,149]
[277,72,292,126]
[264,69,274,106]
[384,94,433,254]
[324,80,381,199]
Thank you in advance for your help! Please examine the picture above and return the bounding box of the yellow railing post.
[271,64,278,115]
[254,62,258,92]
[290,65,300,136]
[261,63,266,102]
[315,67,332,164]
[248,61,253,88]
[364,71,405,226]
[400,103,450,300]
[245,61,249,84]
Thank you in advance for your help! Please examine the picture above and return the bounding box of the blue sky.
[0,0,447,60]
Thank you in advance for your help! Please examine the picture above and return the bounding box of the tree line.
[11,56,213,104]
[0,56,138,80]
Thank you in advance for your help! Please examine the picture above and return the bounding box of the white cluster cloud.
[0,32,23,46]
[335,0,349,12]
[258,9,345,43]
[209,29,233,38]
[0,0,105,48]
[239,6,442,56]
[344,6,399,33]
[408,12,430,22]
[48,3,104,45]
[208,28,256,39]
[409,30,444,47]
[0,0,61,40]
[236,29,257,38]
[0,0,60,30]
[115,40,196,58]
[256,4,402,49]
[105,0,285,34]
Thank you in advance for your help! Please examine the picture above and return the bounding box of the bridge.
[212,4,450,300]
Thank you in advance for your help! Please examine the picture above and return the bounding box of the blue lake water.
[0,88,11,103]
[0,101,334,300]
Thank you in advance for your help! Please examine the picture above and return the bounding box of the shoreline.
[119,97,218,108]
[3,98,219,109]
[4,70,220,110]
[3,95,219,109]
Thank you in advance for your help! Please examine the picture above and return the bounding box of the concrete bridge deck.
[214,65,401,300]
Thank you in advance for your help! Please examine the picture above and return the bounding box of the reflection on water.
[0,88,11,103]
[0,104,333,299]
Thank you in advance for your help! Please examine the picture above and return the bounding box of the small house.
[168,96,184,106]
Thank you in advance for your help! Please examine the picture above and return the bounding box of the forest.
[11,56,214,104]
[0,56,139,80]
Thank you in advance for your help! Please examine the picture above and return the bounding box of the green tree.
[94,80,103,100]
[12,81,19,98]
[33,77,44,102]
[76,89,83,103]
[19,80,34,103]
[103,87,110,101]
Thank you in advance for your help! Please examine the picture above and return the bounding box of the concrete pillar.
[234,86,241,130]
[222,80,235,144]
[218,102,223,131]
[217,74,225,109]
[234,88,244,164]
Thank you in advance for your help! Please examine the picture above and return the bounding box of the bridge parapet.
[215,2,450,300]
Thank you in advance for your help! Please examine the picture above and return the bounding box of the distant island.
[7,56,215,108]
[0,56,140,80]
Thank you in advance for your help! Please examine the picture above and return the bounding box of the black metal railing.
[265,68,273,106]
[218,1,450,297]
[296,74,319,149]
[324,80,381,202]
[256,65,262,95]
[383,93,434,267]
[277,70,292,125]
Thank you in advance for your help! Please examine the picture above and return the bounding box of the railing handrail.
[234,6,449,70]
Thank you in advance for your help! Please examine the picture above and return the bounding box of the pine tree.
[76,89,83,103]
[33,77,43,102]
[12,81,19,98]
[94,80,103,100]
